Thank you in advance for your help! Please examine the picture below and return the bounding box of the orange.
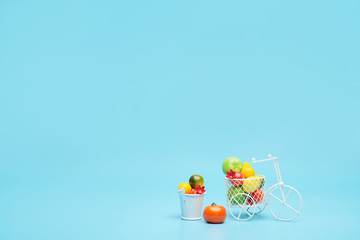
[178,182,192,194]
[203,203,227,223]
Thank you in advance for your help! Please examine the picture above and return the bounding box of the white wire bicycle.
[225,154,302,221]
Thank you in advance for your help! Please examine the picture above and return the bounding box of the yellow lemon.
[242,176,261,193]
[178,182,192,194]
[254,174,265,188]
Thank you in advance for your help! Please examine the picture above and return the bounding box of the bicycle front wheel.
[268,185,302,221]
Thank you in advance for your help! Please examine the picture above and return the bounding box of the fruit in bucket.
[241,162,255,178]
[242,176,261,193]
[189,174,204,188]
[203,203,227,224]
[178,182,192,194]
[222,157,243,174]
[228,187,246,204]
[189,185,206,194]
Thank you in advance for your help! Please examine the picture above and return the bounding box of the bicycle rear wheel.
[228,193,256,221]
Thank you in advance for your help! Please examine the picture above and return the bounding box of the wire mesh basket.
[225,176,266,220]
[224,155,303,221]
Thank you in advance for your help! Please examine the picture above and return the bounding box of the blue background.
[0,0,359,239]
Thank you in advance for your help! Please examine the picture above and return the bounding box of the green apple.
[222,157,243,174]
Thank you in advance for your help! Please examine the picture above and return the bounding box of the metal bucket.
[178,188,205,220]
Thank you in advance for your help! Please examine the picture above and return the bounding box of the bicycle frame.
[252,154,286,201]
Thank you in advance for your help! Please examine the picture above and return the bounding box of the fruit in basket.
[226,169,244,187]
[241,162,255,178]
[203,203,227,224]
[189,174,204,188]
[228,187,247,204]
[254,174,265,189]
[246,198,254,205]
[251,189,264,203]
[226,170,235,179]
[234,171,243,179]
[242,176,261,193]
[178,182,192,194]
[229,179,243,187]
[222,157,243,174]
[226,169,244,179]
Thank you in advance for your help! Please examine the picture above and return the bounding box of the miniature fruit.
[246,198,254,205]
[222,157,243,174]
[254,174,265,188]
[251,189,264,203]
[226,169,244,179]
[241,162,255,178]
[226,169,235,179]
[234,171,244,179]
[189,174,204,188]
[228,186,246,204]
[242,176,261,193]
[193,185,206,194]
[226,169,244,187]
[203,203,227,224]
[189,189,197,194]
[178,182,192,194]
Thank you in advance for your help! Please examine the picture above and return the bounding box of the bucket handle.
[178,188,187,215]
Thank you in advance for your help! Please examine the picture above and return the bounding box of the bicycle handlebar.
[251,154,277,163]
